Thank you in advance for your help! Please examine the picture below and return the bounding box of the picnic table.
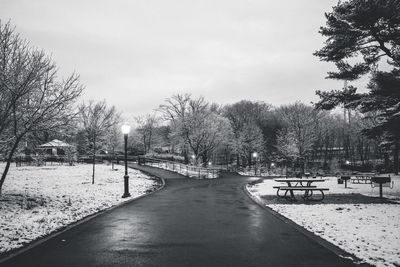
[273,178,329,202]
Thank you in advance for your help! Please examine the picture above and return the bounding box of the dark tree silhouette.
[314,0,400,174]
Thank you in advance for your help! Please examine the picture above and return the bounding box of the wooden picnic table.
[273,178,328,201]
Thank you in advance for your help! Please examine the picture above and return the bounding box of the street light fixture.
[121,123,131,198]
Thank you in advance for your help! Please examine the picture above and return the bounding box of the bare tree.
[177,111,232,165]
[277,102,322,173]
[158,94,233,165]
[134,113,159,154]
[105,122,122,170]
[79,100,119,184]
[223,101,270,166]
[0,22,84,194]
[158,93,208,163]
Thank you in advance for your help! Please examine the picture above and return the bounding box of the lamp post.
[252,152,258,175]
[121,123,131,198]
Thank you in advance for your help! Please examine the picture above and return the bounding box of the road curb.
[242,181,371,267]
[0,167,165,264]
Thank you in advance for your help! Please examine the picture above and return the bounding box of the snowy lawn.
[0,163,160,255]
[268,204,400,267]
[247,176,400,267]
[248,175,400,202]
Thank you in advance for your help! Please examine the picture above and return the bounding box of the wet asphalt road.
[2,164,356,267]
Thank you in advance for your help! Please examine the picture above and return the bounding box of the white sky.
[0,0,368,117]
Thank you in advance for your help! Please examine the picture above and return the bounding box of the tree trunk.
[112,147,115,170]
[183,145,189,164]
[201,153,208,167]
[92,135,96,184]
[384,153,390,173]
[0,137,22,195]
[303,157,307,173]
[248,152,252,168]
[143,135,146,154]
[148,131,152,153]
[394,141,399,175]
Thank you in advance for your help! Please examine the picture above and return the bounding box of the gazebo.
[37,139,72,156]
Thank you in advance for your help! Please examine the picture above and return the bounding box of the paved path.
[3,164,356,267]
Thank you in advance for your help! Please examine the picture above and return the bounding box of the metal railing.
[10,154,139,167]
[138,157,220,179]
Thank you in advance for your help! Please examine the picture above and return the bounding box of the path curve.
[2,164,357,267]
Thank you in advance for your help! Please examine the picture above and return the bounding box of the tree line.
[131,94,391,175]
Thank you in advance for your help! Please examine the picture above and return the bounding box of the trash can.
[337,178,344,184]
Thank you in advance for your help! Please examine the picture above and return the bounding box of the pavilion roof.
[38,139,72,148]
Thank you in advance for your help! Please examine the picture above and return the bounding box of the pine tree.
[314,0,400,173]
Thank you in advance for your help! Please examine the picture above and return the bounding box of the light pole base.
[122,174,130,198]
[122,193,131,198]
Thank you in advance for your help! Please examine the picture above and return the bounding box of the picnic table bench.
[273,178,329,202]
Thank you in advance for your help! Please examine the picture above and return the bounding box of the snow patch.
[0,163,158,254]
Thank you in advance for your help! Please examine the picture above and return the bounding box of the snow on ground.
[0,163,159,254]
[248,175,400,202]
[247,176,400,267]
[268,204,400,267]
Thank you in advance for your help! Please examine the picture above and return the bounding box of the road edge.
[242,181,371,267]
[0,167,166,264]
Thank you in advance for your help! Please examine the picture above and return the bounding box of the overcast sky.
[1,0,364,117]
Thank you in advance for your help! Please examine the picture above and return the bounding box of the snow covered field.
[248,175,400,201]
[247,176,400,267]
[269,204,400,267]
[0,163,159,255]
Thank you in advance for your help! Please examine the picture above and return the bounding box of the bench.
[275,186,329,201]
[273,185,317,189]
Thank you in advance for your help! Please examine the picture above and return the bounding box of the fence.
[138,157,220,179]
[10,154,139,167]
[12,155,72,167]
[236,166,287,177]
